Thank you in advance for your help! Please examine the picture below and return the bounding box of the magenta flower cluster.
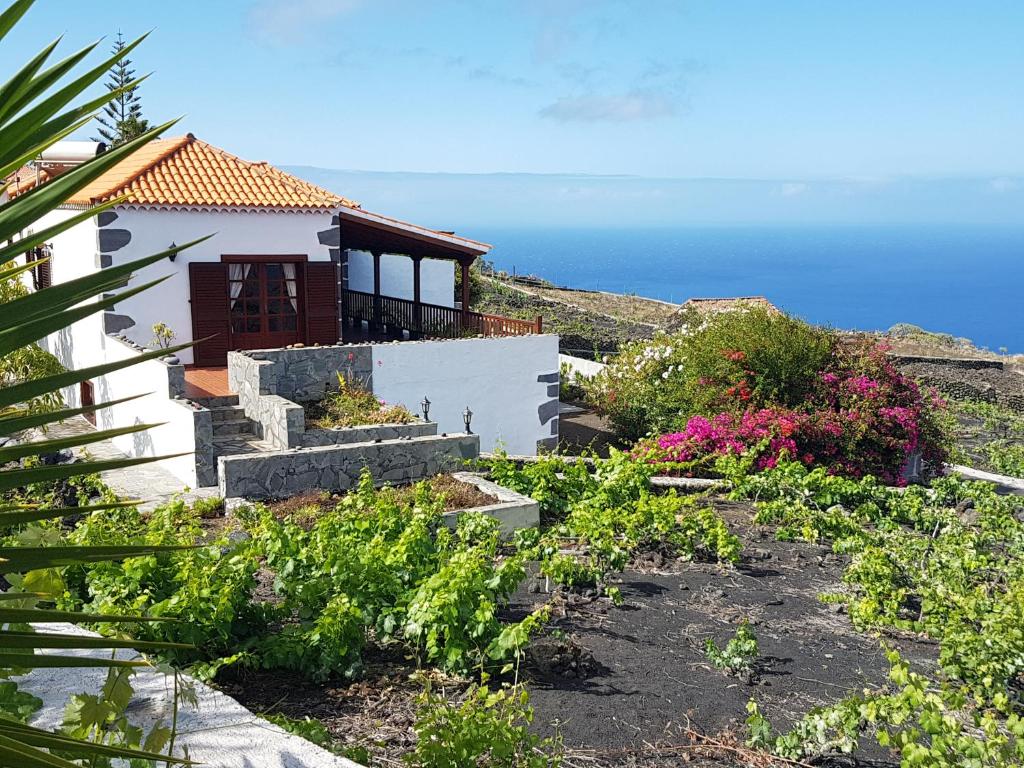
[639,343,948,484]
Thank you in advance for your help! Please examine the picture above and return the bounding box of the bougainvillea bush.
[588,308,950,483]
[586,308,833,441]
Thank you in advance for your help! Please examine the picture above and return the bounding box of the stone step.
[211,418,255,437]
[212,434,274,457]
[209,405,247,423]
[194,394,239,409]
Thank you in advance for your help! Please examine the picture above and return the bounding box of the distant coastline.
[473,224,1024,354]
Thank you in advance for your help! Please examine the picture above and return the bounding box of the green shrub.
[705,620,759,675]
[306,372,417,428]
[585,308,834,440]
[61,499,268,663]
[243,471,544,679]
[488,451,740,602]
[985,441,1024,478]
[408,683,561,768]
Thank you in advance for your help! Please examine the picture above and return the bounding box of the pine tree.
[91,31,150,146]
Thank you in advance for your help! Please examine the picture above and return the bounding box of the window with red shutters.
[304,261,339,346]
[189,263,230,366]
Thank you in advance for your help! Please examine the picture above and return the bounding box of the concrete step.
[209,405,247,423]
[211,418,255,437]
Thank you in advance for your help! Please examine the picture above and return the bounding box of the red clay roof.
[11,134,357,209]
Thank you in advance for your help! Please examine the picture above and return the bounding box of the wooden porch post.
[372,250,382,332]
[460,259,471,331]
[412,255,422,336]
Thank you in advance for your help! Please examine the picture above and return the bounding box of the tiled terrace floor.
[184,366,231,399]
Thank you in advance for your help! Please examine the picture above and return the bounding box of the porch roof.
[337,205,491,261]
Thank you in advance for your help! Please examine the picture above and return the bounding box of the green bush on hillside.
[585,307,834,440]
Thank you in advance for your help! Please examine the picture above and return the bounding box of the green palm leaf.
[0,3,207,762]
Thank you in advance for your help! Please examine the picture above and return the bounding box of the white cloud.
[249,0,363,44]
[780,182,809,197]
[989,177,1021,193]
[539,90,677,122]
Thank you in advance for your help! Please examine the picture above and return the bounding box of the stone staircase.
[191,394,481,500]
[193,396,274,469]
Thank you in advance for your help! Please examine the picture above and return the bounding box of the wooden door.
[189,263,230,366]
[80,381,95,426]
[227,262,303,351]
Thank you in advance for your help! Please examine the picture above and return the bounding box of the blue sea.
[477,225,1024,354]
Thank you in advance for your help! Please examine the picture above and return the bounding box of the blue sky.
[5,0,1023,179]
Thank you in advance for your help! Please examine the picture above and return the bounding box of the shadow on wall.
[131,416,155,459]
[50,326,75,374]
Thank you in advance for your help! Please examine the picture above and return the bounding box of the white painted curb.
[949,464,1024,494]
[16,623,364,768]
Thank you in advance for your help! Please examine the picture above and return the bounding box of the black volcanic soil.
[220,497,937,767]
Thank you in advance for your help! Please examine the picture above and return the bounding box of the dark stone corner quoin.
[96,210,118,227]
[97,228,131,253]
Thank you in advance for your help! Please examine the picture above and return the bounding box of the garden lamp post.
[463,406,473,434]
[421,396,431,422]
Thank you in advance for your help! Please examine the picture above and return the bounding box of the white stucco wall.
[20,208,98,288]
[559,353,607,379]
[41,329,199,486]
[98,207,337,365]
[371,335,560,455]
[95,339,199,486]
[347,250,455,307]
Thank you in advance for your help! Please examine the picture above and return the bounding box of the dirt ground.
[222,496,935,767]
[512,499,937,767]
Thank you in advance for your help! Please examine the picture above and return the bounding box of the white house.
[13,134,502,367]
[11,136,559,488]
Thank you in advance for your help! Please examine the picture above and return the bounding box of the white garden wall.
[559,353,607,379]
[96,340,199,487]
[372,335,560,455]
[347,249,455,307]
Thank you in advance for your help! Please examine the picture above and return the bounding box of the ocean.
[475,225,1024,353]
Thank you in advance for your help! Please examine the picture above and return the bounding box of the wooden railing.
[342,289,541,338]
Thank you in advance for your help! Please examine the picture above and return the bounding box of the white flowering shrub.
[583,307,834,442]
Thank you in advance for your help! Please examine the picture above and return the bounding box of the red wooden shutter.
[304,262,339,345]
[189,263,230,366]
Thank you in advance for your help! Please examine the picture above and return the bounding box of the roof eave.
[337,205,492,256]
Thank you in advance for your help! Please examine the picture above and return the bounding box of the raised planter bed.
[218,432,479,500]
[445,471,540,534]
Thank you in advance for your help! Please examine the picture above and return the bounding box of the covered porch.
[335,206,541,341]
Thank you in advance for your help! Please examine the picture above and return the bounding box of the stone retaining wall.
[228,346,373,403]
[250,393,304,449]
[889,354,1005,371]
[187,404,216,487]
[891,354,1024,412]
[299,421,436,447]
[219,433,480,500]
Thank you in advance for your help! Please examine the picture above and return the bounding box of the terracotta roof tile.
[10,134,357,210]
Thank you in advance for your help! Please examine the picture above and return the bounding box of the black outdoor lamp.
[463,405,473,434]
[168,242,178,262]
[421,395,431,422]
